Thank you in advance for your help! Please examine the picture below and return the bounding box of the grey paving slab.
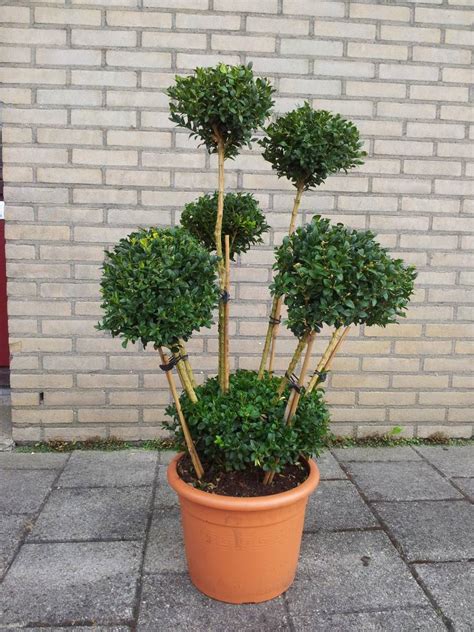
[287,531,429,616]
[57,450,158,487]
[0,515,31,577]
[314,450,347,479]
[137,572,290,631]
[154,465,178,507]
[333,446,421,462]
[0,469,56,514]
[144,506,186,573]
[292,607,446,631]
[346,461,462,501]
[414,562,474,632]
[375,500,474,562]
[159,450,178,465]
[304,480,379,532]
[0,452,68,469]
[0,541,141,626]
[452,477,474,500]
[12,628,130,632]
[416,445,474,478]
[29,486,152,542]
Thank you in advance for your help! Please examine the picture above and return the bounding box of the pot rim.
[167,453,320,512]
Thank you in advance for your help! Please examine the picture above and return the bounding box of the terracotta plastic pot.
[167,454,320,604]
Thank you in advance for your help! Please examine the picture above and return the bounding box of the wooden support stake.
[214,130,227,393]
[158,347,204,480]
[275,333,309,398]
[223,235,230,392]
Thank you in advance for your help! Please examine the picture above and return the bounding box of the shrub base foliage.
[164,370,330,473]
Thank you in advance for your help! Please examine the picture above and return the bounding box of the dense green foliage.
[180,192,269,260]
[272,216,417,338]
[260,102,366,190]
[97,227,219,349]
[164,370,330,472]
[167,63,274,159]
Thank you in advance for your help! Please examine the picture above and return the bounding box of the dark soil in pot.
[177,453,309,497]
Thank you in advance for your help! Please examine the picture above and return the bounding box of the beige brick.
[418,424,472,439]
[365,324,423,338]
[107,130,171,147]
[13,409,74,425]
[433,216,474,232]
[404,160,461,176]
[12,426,42,442]
[9,301,70,317]
[407,122,465,140]
[359,391,416,405]
[416,271,457,286]
[37,128,103,146]
[369,216,429,231]
[73,149,137,166]
[442,67,474,84]
[6,224,70,241]
[176,53,240,69]
[330,408,386,423]
[42,319,98,336]
[429,288,473,304]
[415,7,473,26]
[0,5,30,22]
[37,89,102,106]
[214,0,277,11]
[43,356,105,371]
[401,234,458,250]
[106,50,171,69]
[362,358,420,372]
[283,0,344,17]
[72,109,136,127]
[72,69,136,88]
[79,409,139,423]
[435,179,474,196]
[411,85,468,103]
[452,375,474,389]
[389,408,446,423]
[43,426,107,441]
[393,375,450,389]
[377,102,437,119]
[212,34,275,53]
[71,29,136,48]
[142,152,205,169]
[419,391,474,406]
[247,16,308,35]
[350,3,410,21]
[10,373,73,389]
[0,67,67,86]
[35,7,101,25]
[36,48,102,67]
[316,21,376,39]
[105,169,170,187]
[0,87,32,105]
[315,60,374,78]
[372,178,431,194]
[107,10,172,28]
[37,167,101,185]
[0,46,31,64]
[347,43,408,61]
[346,82,405,98]
[279,77,341,95]
[379,64,439,82]
[280,39,343,57]
[445,28,473,46]
[40,245,103,261]
[0,27,66,46]
[440,105,474,122]
[40,282,98,298]
[332,374,390,389]
[107,91,168,109]
[381,25,440,43]
[437,143,472,159]
[413,46,471,65]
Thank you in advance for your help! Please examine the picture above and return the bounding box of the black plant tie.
[159,354,188,372]
[314,370,327,383]
[221,290,230,303]
[269,315,281,325]
[287,372,302,394]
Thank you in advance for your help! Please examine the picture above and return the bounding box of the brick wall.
[2,0,473,442]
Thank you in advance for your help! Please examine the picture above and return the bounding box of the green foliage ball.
[164,369,330,473]
[167,63,274,159]
[272,216,417,338]
[259,102,366,190]
[180,192,269,260]
[97,227,220,349]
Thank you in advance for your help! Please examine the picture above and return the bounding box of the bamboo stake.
[223,235,230,392]
[174,356,198,404]
[158,347,204,480]
[264,331,316,485]
[275,333,309,398]
[306,326,350,394]
[258,181,305,378]
[214,130,227,393]
[178,338,196,389]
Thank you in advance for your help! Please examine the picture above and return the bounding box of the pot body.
[167,455,320,603]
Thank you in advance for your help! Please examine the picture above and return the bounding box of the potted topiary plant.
[98,63,416,604]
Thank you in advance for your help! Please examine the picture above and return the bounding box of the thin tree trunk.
[178,338,196,389]
[258,181,305,378]
[158,347,204,480]
[275,333,309,398]
[306,326,350,394]
[214,131,226,392]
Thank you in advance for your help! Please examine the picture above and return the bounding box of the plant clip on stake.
[158,347,204,480]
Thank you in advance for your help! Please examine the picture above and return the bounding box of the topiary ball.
[167,63,274,159]
[97,226,220,349]
[180,192,269,260]
[259,102,366,190]
[164,369,330,473]
[272,216,417,338]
